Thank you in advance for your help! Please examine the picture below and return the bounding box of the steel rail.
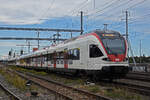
[126,72,150,82]
[98,79,150,96]
[15,70,112,100]
[14,71,75,100]
[0,82,22,100]
[128,72,150,76]
[113,79,150,96]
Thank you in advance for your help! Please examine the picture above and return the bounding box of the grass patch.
[75,84,142,100]
[104,87,142,100]
[86,85,100,93]
[63,78,84,85]
[11,66,85,85]
[10,66,47,76]
[75,85,101,93]
[0,68,38,91]
[0,68,27,91]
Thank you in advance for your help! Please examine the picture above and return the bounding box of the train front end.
[95,30,129,79]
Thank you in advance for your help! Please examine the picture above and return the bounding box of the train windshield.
[102,38,126,55]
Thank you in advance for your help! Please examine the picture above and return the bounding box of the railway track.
[11,70,112,100]
[126,72,150,82]
[98,78,150,97]
[129,72,150,76]
[112,79,150,96]
[0,80,22,100]
[5,65,150,99]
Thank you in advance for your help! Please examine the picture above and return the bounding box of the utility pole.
[126,11,128,42]
[37,31,40,49]
[125,11,136,66]
[103,24,108,31]
[56,31,61,44]
[80,11,83,35]
[125,11,129,63]
[140,40,142,63]
[70,32,72,38]
[53,34,56,44]
[28,41,30,53]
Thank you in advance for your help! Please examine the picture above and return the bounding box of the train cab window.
[89,44,103,58]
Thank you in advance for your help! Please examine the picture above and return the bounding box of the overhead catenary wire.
[38,0,56,20]
[86,0,149,32]
[99,0,133,20]
[67,0,89,16]
[87,0,117,16]
[128,13,150,24]
[85,0,113,15]
[87,0,121,19]
[85,0,120,29]
[126,0,147,10]
[81,0,116,27]
[86,0,131,28]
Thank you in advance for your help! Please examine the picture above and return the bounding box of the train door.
[46,53,49,67]
[53,52,56,68]
[64,49,68,68]
[47,53,52,68]
[40,55,43,67]
[79,41,88,68]
[35,57,38,67]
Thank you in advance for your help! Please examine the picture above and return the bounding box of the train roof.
[93,29,120,33]
[15,29,122,60]
[94,29,120,35]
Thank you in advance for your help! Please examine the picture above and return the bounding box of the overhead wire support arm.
[0,27,82,32]
[0,37,67,41]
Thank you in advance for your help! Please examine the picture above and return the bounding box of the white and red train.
[7,30,129,80]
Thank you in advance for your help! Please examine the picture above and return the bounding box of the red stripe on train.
[90,33,126,62]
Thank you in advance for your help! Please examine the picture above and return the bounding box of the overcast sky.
[0,0,150,59]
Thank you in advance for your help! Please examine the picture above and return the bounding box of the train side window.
[61,60,63,64]
[51,60,54,64]
[47,54,52,61]
[69,60,73,64]
[68,49,73,59]
[89,44,103,58]
[56,53,60,59]
[59,52,64,59]
[70,49,73,59]
[57,60,59,64]
[73,49,80,60]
